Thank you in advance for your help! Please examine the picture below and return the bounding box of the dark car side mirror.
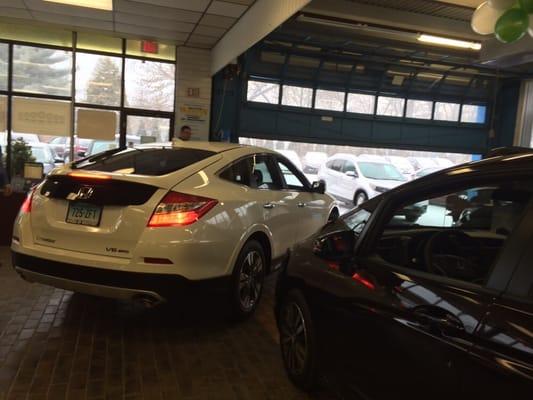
[312,180,326,194]
[313,230,355,261]
[345,170,358,178]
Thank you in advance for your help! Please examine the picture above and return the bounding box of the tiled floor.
[0,247,336,400]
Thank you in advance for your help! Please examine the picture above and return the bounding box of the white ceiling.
[0,0,257,48]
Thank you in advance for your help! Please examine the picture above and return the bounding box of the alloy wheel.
[280,301,308,375]
[238,250,263,312]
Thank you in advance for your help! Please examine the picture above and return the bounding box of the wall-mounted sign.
[77,109,116,140]
[187,88,200,98]
[0,96,6,132]
[141,40,158,54]
[13,97,71,136]
[179,104,208,122]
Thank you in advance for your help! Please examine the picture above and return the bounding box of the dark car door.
[318,178,532,400]
[464,208,533,398]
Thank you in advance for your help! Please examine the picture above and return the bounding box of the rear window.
[75,148,216,176]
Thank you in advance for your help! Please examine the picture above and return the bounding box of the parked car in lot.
[408,156,438,172]
[48,137,93,162]
[318,153,407,206]
[85,135,141,157]
[386,155,416,180]
[302,151,328,182]
[29,143,62,175]
[277,149,303,171]
[6,133,40,145]
[276,149,533,399]
[11,142,338,319]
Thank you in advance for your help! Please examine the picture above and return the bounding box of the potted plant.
[11,138,35,192]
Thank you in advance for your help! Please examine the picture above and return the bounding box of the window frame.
[356,174,533,293]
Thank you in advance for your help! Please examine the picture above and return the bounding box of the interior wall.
[175,47,211,141]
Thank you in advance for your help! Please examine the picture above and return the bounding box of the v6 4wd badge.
[105,247,130,254]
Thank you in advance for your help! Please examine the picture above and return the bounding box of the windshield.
[358,162,406,181]
[77,147,216,176]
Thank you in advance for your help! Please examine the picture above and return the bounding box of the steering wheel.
[424,230,482,281]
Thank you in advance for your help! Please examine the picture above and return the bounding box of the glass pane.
[125,59,175,112]
[77,32,122,54]
[247,80,279,104]
[461,104,486,123]
[0,22,72,47]
[126,40,176,61]
[0,95,6,183]
[377,96,405,117]
[434,102,460,121]
[282,85,312,108]
[0,43,7,91]
[406,99,433,120]
[76,108,119,159]
[13,45,72,97]
[346,93,375,114]
[127,115,170,144]
[315,89,345,111]
[76,53,122,106]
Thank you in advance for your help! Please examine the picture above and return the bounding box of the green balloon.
[519,0,533,13]
[495,8,529,43]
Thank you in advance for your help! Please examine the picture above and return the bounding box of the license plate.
[66,202,102,227]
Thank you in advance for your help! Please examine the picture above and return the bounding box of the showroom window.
[434,102,461,122]
[76,53,122,107]
[125,59,175,112]
[346,93,375,115]
[377,96,405,117]
[0,43,7,91]
[406,100,433,120]
[282,85,313,108]
[247,80,280,104]
[315,89,345,112]
[13,45,72,97]
[461,104,486,124]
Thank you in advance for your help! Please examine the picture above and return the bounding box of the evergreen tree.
[86,57,121,105]
[13,46,70,96]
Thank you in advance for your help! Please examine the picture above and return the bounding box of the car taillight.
[20,189,35,214]
[147,191,217,227]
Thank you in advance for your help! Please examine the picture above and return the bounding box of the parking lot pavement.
[0,247,337,400]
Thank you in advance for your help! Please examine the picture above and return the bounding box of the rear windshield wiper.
[71,146,126,169]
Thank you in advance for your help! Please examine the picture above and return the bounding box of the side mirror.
[313,230,355,261]
[345,170,357,178]
[312,180,326,194]
[77,151,86,157]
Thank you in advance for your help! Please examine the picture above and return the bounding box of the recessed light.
[418,34,482,51]
[43,0,113,11]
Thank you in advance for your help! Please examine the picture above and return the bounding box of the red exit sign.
[141,40,158,54]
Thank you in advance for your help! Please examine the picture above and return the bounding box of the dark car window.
[220,157,253,186]
[373,180,533,287]
[252,155,281,190]
[76,148,216,176]
[343,161,356,173]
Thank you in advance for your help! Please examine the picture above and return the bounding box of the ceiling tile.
[186,42,212,49]
[115,12,195,32]
[199,13,236,28]
[0,0,25,8]
[114,0,202,23]
[32,11,114,30]
[115,23,189,41]
[207,1,248,18]
[25,0,113,20]
[187,34,219,45]
[132,0,210,12]
[224,0,255,5]
[192,24,226,38]
[0,7,32,18]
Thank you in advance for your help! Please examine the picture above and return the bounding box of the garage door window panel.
[315,89,345,112]
[373,181,533,286]
[406,100,433,120]
[346,93,375,115]
[461,104,487,124]
[377,96,405,117]
[247,80,280,104]
[281,85,312,108]
[434,102,461,122]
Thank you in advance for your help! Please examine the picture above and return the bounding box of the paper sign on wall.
[77,109,116,140]
[0,96,6,132]
[13,97,71,136]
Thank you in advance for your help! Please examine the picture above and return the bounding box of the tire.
[278,289,319,391]
[354,191,368,206]
[229,240,266,321]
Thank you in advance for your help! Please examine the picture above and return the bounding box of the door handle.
[297,202,306,208]
[263,203,275,209]
[412,305,465,336]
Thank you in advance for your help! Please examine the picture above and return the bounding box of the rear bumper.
[12,252,231,302]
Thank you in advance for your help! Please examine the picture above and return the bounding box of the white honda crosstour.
[11,141,338,319]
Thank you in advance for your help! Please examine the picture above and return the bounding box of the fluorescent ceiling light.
[44,0,113,11]
[418,34,481,51]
